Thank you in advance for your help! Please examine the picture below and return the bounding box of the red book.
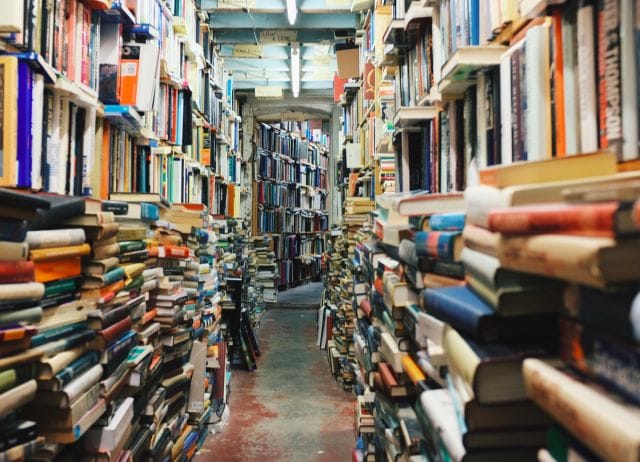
[93,317,132,350]
[488,202,637,236]
[0,261,34,283]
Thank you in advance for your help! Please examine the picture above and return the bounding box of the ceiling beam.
[209,12,356,29]
[202,0,351,13]
[212,29,349,44]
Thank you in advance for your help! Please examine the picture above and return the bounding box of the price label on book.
[260,29,297,44]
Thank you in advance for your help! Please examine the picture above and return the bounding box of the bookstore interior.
[1,0,640,460]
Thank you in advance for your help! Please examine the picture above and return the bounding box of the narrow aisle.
[196,307,354,461]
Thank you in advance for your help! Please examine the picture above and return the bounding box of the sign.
[233,44,263,58]
[255,86,283,98]
[217,0,256,9]
[260,29,298,44]
[363,61,375,101]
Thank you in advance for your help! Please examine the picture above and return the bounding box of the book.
[497,234,640,287]
[478,152,617,188]
[488,201,640,236]
[415,231,463,262]
[26,228,86,249]
[524,358,640,461]
[0,261,35,283]
[421,286,557,341]
[0,379,37,418]
[389,192,464,217]
[40,398,107,443]
[0,190,85,229]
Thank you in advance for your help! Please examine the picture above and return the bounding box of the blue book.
[140,202,159,221]
[17,61,33,188]
[0,218,28,242]
[30,322,87,347]
[55,351,99,388]
[428,212,466,231]
[414,230,462,261]
[469,0,480,45]
[422,286,557,341]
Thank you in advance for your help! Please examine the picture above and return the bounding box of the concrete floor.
[273,282,324,308]
[195,306,354,462]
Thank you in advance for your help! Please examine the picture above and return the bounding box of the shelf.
[437,46,507,99]
[101,1,135,25]
[383,19,410,47]
[404,2,433,31]
[104,105,144,136]
[173,17,188,35]
[128,24,160,39]
[53,75,99,107]
[2,51,57,83]
[519,0,567,19]
[416,87,441,106]
[393,106,438,128]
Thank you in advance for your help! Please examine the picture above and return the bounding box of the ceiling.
[203,0,357,96]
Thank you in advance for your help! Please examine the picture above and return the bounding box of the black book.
[0,189,85,229]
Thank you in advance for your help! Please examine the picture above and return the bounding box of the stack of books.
[465,160,640,461]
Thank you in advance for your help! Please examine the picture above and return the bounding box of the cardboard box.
[336,46,360,79]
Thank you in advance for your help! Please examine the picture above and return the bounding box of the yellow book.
[479,151,617,188]
[0,56,18,186]
[29,243,92,262]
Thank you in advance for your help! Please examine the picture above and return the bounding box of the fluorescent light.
[287,0,297,25]
[291,44,300,97]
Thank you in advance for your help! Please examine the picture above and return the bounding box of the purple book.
[17,61,33,188]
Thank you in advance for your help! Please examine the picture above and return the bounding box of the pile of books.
[0,189,232,460]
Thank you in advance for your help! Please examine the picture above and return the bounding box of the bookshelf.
[329,0,640,461]
[253,121,330,290]
[0,0,256,459]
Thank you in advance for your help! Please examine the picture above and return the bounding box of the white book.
[31,73,44,190]
[379,332,406,374]
[0,1,23,32]
[476,72,487,168]
[419,389,466,462]
[576,1,599,152]
[525,23,552,161]
[562,7,581,155]
[63,364,103,405]
[84,397,134,451]
[499,50,513,164]
[620,0,638,160]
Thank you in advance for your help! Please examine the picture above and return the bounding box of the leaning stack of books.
[0,190,96,458]
[464,160,640,461]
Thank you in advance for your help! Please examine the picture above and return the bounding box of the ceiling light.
[287,0,297,25]
[291,44,300,98]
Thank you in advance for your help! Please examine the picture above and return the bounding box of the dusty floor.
[196,284,354,462]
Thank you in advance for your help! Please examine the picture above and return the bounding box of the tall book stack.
[462,156,640,461]
[253,121,330,290]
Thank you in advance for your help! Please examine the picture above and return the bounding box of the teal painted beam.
[209,12,356,29]
[212,29,347,44]
[202,0,351,12]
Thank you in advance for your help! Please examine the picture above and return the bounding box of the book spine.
[26,228,86,249]
[16,61,33,188]
[559,318,640,404]
[597,0,622,155]
[563,2,582,154]
[55,351,100,389]
[620,0,639,160]
[0,261,35,283]
[99,317,133,348]
[553,8,567,157]
[577,0,600,152]
[524,358,640,462]
[63,363,103,406]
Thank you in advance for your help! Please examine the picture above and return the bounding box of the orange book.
[227,184,236,217]
[552,9,566,157]
[29,244,91,262]
[34,257,82,283]
[66,0,77,81]
[119,44,140,106]
[159,245,190,259]
[141,308,157,325]
[402,355,426,385]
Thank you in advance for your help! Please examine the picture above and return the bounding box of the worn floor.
[273,281,325,308]
[196,284,354,462]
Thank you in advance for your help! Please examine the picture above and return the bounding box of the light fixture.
[287,0,297,25]
[291,43,300,98]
